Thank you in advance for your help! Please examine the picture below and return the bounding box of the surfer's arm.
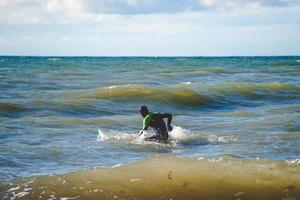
[142,115,151,130]
[162,113,172,125]
[162,113,173,131]
[139,115,150,136]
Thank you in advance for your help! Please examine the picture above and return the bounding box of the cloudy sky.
[0,0,300,56]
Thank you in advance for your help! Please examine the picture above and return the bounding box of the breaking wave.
[13,82,300,116]
[212,82,300,99]
[96,126,236,147]
[0,102,26,112]
[68,85,211,106]
[62,82,300,107]
[1,156,299,200]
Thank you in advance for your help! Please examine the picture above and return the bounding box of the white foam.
[11,192,29,200]
[97,129,108,141]
[97,128,140,143]
[183,81,192,85]
[208,135,238,143]
[169,126,191,141]
[60,196,80,200]
[47,58,61,61]
[130,178,141,182]
[8,186,20,192]
[234,192,244,197]
[24,187,32,191]
[171,126,210,145]
[134,130,148,143]
[208,157,224,163]
[111,163,123,168]
[97,126,207,146]
[107,85,117,89]
[286,159,300,165]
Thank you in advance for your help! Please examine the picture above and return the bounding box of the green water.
[0,56,299,199]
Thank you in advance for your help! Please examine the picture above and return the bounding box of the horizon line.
[0,55,300,58]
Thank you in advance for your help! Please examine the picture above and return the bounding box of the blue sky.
[0,0,300,56]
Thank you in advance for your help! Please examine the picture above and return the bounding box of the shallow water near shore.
[1,156,300,200]
[0,56,300,199]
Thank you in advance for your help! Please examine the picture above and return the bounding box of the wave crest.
[96,127,234,147]
[41,82,300,113]
[2,156,300,200]
[213,82,300,99]
[0,102,26,112]
[94,85,210,106]
[68,85,210,106]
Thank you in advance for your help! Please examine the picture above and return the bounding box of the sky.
[0,0,300,56]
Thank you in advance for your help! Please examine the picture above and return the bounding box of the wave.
[66,82,300,106]
[0,102,26,112]
[209,82,300,100]
[1,156,299,200]
[65,85,211,106]
[97,126,235,147]
[96,126,199,145]
[93,85,210,106]
[25,82,300,115]
[47,57,61,61]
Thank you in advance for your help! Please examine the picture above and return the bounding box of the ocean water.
[0,56,300,199]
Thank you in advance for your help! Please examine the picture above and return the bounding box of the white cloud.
[0,0,299,56]
[46,0,82,13]
[80,0,300,14]
[46,0,64,12]
[0,0,299,25]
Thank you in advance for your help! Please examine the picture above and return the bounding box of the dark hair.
[140,105,149,117]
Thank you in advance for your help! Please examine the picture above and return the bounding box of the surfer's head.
[140,106,149,118]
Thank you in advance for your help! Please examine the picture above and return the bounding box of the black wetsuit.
[142,112,169,143]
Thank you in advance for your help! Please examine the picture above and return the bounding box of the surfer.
[139,106,173,143]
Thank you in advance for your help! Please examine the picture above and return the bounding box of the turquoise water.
[0,56,299,188]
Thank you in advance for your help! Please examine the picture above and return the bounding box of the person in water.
[139,106,173,143]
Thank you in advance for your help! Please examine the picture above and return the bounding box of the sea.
[0,56,299,200]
